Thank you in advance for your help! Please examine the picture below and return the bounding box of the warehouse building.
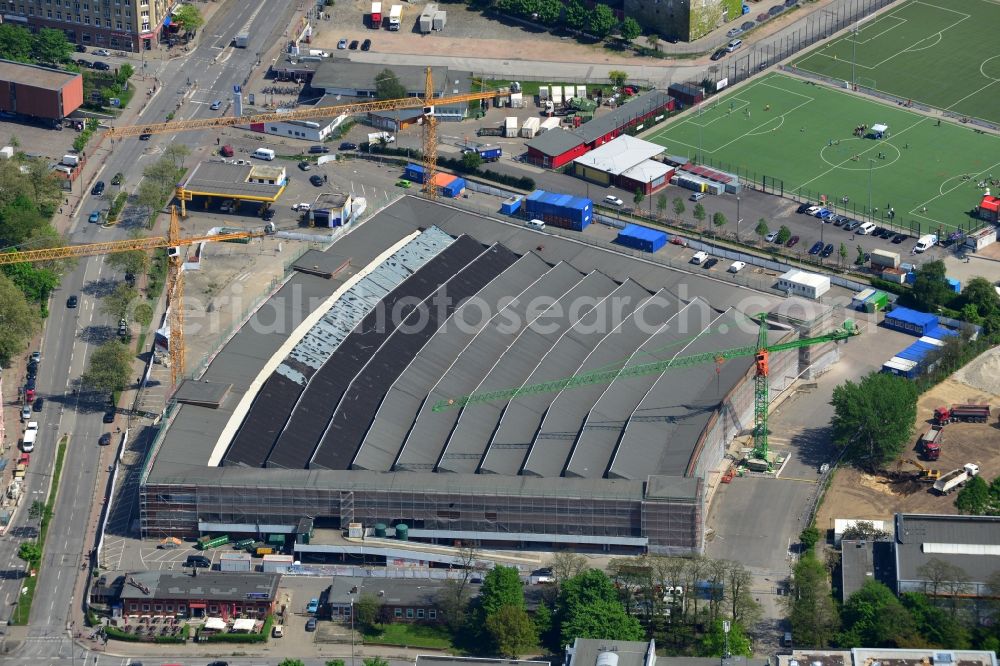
[0,60,83,122]
[572,135,673,194]
[139,197,843,556]
[526,91,674,168]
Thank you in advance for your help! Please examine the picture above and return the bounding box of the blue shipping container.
[946,277,961,293]
[478,147,502,161]
[616,224,668,253]
[883,307,938,336]
[441,177,466,198]
[404,163,426,184]
[500,197,522,215]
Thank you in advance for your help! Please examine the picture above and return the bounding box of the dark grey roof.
[479,278,652,476]
[576,90,673,143]
[439,270,618,473]
[521,290,681,478]
[180,162,283,197]
[353,252,551,471]
[418,657,550,666]
[841,539,896,601]
[395,261,586,471]
[327,576,445,607]
[173,380,232,408]
[526,127,585,157]
[120,571,279,602]
[895,513,1000,585]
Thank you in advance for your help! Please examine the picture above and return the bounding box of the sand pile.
[954,346,1000,396]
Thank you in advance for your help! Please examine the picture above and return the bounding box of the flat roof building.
[0,59,83,121]
[118,571,280,619]
[177,162,288,207]
[573,135,672,194]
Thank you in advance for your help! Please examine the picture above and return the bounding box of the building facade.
[117,571,280,619]
[0,0,171,52]
[0,59,83,120]
[623,0,743,42]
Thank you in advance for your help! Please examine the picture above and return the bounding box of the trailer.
[418,3,438,33]
[934,403,991,424]
[520,117,540,138]
[370,2,382,28]
[464,145,501,162]
[476,126,503,137]
[933,463,979,495]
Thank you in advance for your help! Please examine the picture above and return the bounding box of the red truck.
[934,403,991,424]
[370,2,382,28]
[919,426,943,460]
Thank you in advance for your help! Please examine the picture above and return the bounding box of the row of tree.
[0,24,73,66]
[490,0,634,41]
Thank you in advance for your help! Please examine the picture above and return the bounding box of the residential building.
[0,0,172,52]
[117,570,280,619]
[623,0,744,43]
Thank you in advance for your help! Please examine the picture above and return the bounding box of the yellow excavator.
[897,458,941,482]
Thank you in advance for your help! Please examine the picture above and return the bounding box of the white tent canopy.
[204,617,226,631]
[232,618,256,632]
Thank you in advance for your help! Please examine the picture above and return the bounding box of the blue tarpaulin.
[883,307,938,336]
[615,224,668,253]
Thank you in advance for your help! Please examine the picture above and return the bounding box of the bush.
[104,625,144,642]
[800,526,820,552]
[366,144,535,191]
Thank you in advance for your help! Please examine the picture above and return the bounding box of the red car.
[785,235,800,248]
[670,236,687,247]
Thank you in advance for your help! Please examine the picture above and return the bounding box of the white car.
[210,100,222,110]
[765,231,779,242]
[604,195,624,206]
[93,49,111,57]
[728,261,747,273]
[805,205,821,215]
[292,202,312,211]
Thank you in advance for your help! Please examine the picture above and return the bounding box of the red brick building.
[117,571,280,619]
[0,59,83,121]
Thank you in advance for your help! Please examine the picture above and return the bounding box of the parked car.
[711,49,726,61]
[872,226,885,237]
[702,257,719,269]
[262,208,275,221]
[298,161,312,171]
[337,38,348,49]
[21,404,31,421]
[741,21,754,30]
[306,618,317,631]
[808,241,824,255]
[92,61,110,71]
[309,145,330,154]
[210,100,222,110]
[892,233,908,244]
[844,220,862,231]
[805,205,820,215]
[88,210,102,224]
[76,44,88,53]
[111,172,123,186]
[786,235,800,248]
[98,432,112,446]
[139,128,152,140]
[361,39,372,51]
[91,181,105,196]
[833,215,848,227]
[349,40,359,50]
[690,251,709,265]
[821,243,835,257]
[339,142,358,151]
[604,195,624,206]
[310,174,324,187]
[728,261,746,273]
[76,58,91,68]
[690,192,706,202]
[879,227,895,239]
[31,351,40,363]
[185,555,211,568]
[93,48,111,56]
[307,598,319,613]
[103,406,116,423]
[726,27,742,38]
[818,210,834,221]
[765,231,779,243]
[292,202,311,211]
[33,397,44,412]
[796,203,812,214]
[67,295,78,308]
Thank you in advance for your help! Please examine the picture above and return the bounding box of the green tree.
[961,276,1000,320]
[327,661,347,666]
[354,593,383,629]
[0,24,33,62]
[672,197,685,217]
[712,211,727,232]
[17,541,41,567]
[619,17,641,42]
[607,69,628,89]
[785,555,839,647]
[557,569,642,644]
[486,605,536,657]
[831,371,918,470]
[133,302,154,329]
[839,242,848,264]
[105,250,150,277]
[776,225,791,244]
[2,262,58,305]
[855,244,866,265]
[364,658,390,666]
[461,151,483,172]
[645,34,659,52]
[547,552,588,581]
[279,660,307,666]
[633,188,644,207]
[911,259,952,310]
[535,0,562,24]
[481,565,524,616]
[0,272,39,366]
[754,218,768,240]
[116,63,135,84]
[81,340,132,394]
[172,4,205,33]
[693,202,706,226]
[100,283,138,321]
[163,143,190,168]
[589,4,617,39]
[375,69,408,100]
[697,619,752,656]
[839,580,918,648]
[562,0,587,30]
[31,28,72,65]
[955,474,990,514]
[841,521,891,541]
[901,592,971,648]
[656,193,668,217]
[799,526,820,552]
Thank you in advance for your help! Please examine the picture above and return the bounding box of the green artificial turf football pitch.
[791,0,1000,125]
[647,73,1000,234]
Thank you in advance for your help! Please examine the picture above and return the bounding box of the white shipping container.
[348,522,363,538]
[520,117,540,138]
[551,87,562,104]
[538,86,549,101]
[219,552,252,573]
[870,248,900,268]
[62,154,80,166]
[539,117,561,132]
[510,92,524,108]
[0,146,13,159]
[261,554,295,573]
[504,116,518,138]
[564,85,575,101]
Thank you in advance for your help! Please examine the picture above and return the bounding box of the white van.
[913,234,938,253]
[252,148,276,161]
[525,219,546,230]
[856,221,877,235]
[21,421,38,453]
[690,251,709,265]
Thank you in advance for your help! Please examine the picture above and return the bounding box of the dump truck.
[933,463,979,495]
[462,145,502,162]
[934,404,991,424]
[918,426,943,461]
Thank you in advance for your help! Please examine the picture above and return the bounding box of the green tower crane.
[432,314,859,464]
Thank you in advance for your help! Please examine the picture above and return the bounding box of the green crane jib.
[432,315,859,464]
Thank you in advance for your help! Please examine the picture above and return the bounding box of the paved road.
[0,0,296,662]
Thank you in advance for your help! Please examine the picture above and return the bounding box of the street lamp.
[735,195,741,240]
[350,593,356,666]
[868,159,875,221]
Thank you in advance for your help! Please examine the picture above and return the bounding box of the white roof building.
[572,135,664,175]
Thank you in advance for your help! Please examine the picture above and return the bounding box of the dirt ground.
[816,361,1000,532]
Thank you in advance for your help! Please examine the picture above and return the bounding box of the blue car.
[88,210,102,223]
[814,208,830,218]
[818,209,835,221]
[306,598,319,614]
[808,241,824,255]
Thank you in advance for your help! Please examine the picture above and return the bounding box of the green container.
[395,524,409,541]
[865,291,889,313]
[374,523,387,538]
[267,534,286,545]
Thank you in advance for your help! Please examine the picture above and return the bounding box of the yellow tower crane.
[0,207,272,387]
[106,69,495,200]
